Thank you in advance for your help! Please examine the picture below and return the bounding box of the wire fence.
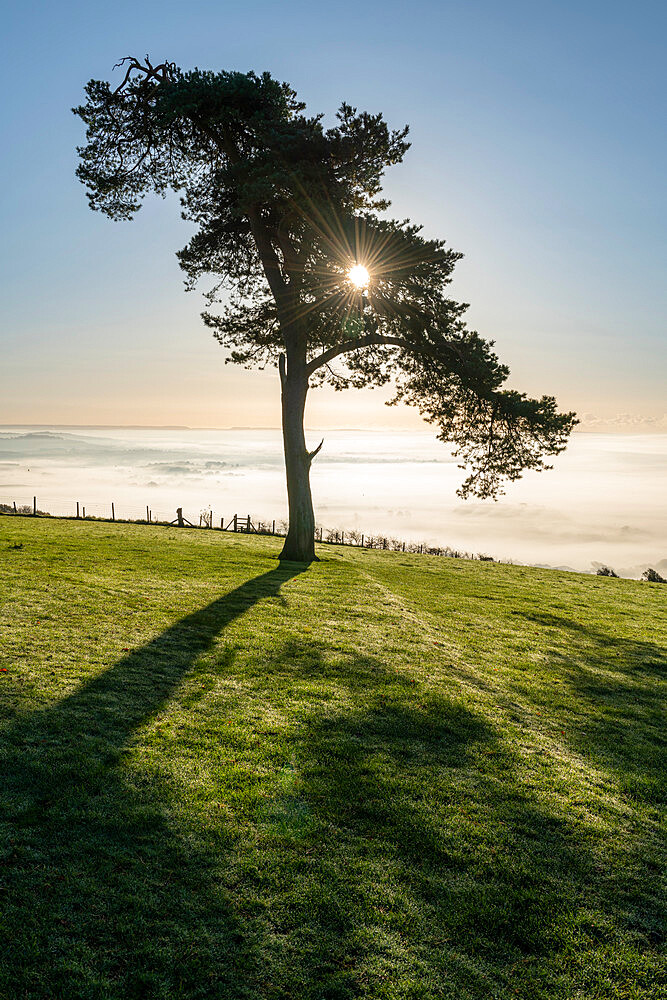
[0,492,494,561]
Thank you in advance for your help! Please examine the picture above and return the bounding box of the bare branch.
[112,55,177,95]
[309,438,324,461]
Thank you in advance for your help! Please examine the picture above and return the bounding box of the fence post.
[13,501,17,513]
[33,496,37,516]
[246,514,250,533]
[76,501,79,519]
[111,502,115,522]
[233,514,237,532]
[83,507,86,519]
[272,519,275,535]
[146,505,149,522]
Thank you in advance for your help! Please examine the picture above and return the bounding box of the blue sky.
[1,0,665,429]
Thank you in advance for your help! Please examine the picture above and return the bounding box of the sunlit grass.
[0,517,664,999]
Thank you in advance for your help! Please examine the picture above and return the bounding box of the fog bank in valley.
[0,428,664,578]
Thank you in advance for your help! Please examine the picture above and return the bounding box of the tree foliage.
[74,56,577,516]
[596,565,619,578]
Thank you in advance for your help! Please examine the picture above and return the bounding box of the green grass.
[0,517,665,999]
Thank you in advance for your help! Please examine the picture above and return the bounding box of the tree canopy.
[75,57,577,560]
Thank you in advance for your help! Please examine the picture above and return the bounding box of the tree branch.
[112,55,177,95]
[306,333,410,376]
[113,61,289,310]
[194,117,289,307]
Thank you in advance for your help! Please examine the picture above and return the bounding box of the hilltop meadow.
[0,517,664,999]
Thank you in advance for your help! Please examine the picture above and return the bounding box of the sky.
[1,0,665,431]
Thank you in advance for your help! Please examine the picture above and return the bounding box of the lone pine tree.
[75,57,577,562]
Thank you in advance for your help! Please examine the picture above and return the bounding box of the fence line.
[0,493,494,561]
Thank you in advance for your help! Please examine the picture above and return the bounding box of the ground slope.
[0,517,665,1000]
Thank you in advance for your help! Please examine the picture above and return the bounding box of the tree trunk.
[278,352,318,562]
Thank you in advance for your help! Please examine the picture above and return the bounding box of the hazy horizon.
[2,426,664,579]
[1,419,666,433]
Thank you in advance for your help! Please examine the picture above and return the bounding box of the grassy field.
[0,516,664,999]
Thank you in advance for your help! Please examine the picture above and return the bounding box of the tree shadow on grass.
[512,610,667,805]
[0,600,663,1000]
[224,641,664,998]
[290,709,663,995]
[0,564,304,1000]
[236,649,504,998]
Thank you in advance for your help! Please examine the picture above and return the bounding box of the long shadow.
[297,703,664,997]
[220,642,502,998]
[1,595,663,999]
[192,632,664,997]
[2,562,304,741]
[513,609,667,805]
[219,639,664,998]
[259,642,664,997]
[0,564,303,1000]
[516,610,667,670]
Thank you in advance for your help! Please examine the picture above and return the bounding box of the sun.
[348,263,370,289]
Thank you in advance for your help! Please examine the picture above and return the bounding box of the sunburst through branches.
[348,263,370,289]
